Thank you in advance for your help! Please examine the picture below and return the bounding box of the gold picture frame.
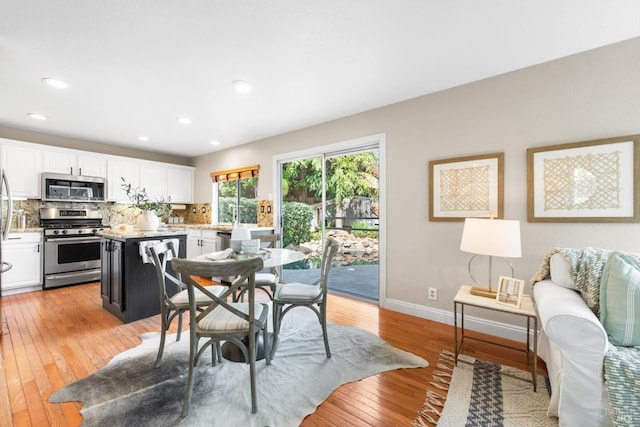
[527,135,640,222]
[496,276,524,308]
[429,152,504,222]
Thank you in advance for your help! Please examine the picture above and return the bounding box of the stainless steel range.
[40,208,108,289]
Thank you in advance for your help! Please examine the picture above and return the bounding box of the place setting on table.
[195,228,305,269]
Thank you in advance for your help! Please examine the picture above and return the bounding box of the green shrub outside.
[218,197,258,224]
[283,201,314,247]
[351,219,379,238]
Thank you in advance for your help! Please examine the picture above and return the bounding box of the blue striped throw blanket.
[532,247,640,426]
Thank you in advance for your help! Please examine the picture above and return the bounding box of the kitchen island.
[99,229,187,323]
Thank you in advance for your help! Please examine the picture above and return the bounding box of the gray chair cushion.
[170,285,226,305]
[277,283,322,300]
[198,303,266,330]
[255,273,277,285]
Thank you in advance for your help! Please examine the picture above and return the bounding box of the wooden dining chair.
[146,241,226,368]
[171,256,270,417]
[236,233,281,301]
[270,237,340,359]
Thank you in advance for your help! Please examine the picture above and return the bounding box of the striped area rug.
[413,351,558,426]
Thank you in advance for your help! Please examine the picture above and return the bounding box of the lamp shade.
[460,218,521,258]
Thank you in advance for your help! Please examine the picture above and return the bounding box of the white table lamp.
[460,217,521,298]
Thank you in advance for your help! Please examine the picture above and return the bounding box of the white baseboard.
[381,297,532,343]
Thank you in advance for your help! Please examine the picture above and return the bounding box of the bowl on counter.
[230,239,243,253]
[241,239,261,254]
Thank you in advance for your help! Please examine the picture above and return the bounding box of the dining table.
[193,247,305,362]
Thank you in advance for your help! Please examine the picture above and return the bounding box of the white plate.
[205,248,234,260]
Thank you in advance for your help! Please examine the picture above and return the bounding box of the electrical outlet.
[428,287,438,301]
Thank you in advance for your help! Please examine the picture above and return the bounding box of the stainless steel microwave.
[41,173,107,202]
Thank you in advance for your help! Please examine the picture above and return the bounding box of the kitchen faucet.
[230,205,238,226]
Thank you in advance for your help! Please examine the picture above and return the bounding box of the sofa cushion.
[550,253,577,290]
[600,252,640,346]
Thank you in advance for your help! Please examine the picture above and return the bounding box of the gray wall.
[192,37,640,317]
[0,126,190,165]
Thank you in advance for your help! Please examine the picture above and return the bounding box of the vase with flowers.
[121,177,172,231]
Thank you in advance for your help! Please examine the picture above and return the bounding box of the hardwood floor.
[0,283,545,426]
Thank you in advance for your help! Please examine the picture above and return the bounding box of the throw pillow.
[600,252,640,346]
[550,253,577,290]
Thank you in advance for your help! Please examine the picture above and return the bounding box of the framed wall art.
[527,135,640,222]
[429,152,504,222]
[496,276,525,308]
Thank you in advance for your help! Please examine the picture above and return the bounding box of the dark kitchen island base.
[100,232,187,323]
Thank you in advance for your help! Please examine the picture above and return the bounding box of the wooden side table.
[453,285,538,391]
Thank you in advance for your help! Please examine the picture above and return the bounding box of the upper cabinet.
[77,154,107,177]
[0,138,194,203]
[167,166,194,203]
[108,157,194,203]
[107,157,140,202]
[1,142,43,198]
[42,148,107,177]
[139,162,167,200]
[138,161,194,204]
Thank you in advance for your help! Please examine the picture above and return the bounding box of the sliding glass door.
[278,145,380,301]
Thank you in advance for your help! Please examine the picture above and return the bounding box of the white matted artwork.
[496,276,524,308]
[527,135,639,222]
[429,152,504,222]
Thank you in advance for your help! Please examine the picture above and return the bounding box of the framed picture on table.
[429,152,504,221]
[527,135,640,222]
[496,276,525,308]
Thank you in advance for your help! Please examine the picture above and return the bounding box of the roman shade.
[210,165,259,182]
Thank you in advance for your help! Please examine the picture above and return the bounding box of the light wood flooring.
[0,283,545,426]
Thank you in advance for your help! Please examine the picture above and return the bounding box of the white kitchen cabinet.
[186,229,201,258]
[1,232,42,296]
[139,162,168,201]
[77,154,107,177]
[0,138,193,203]
[107,157,140,202]
[43,148,107,177]
[0,142,43,198]
[42,149,76,174]
[186,229,217,258]
[167,166,194,203]
[201,230,218,253]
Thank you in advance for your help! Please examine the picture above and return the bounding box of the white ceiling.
[1,1,639,158]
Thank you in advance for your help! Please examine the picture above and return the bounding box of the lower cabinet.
[186,229,217,258]
[0,232,43,296]
[100,234,186,323]
[101,238,124,314]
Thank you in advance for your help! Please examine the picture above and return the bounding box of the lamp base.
[469,286,497,298]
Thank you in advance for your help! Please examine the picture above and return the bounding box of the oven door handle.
[46,271,100,280]
[45,237,102,243]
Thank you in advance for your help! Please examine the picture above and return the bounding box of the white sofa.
[534,279,612,426]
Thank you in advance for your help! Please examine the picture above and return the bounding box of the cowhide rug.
[50,309,427,426]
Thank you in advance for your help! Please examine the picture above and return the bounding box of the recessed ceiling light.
[210,140,221,146]
[138,136,149,142]
[41,77,68,89]
[232,80,252,94]
[27,113,48,120]
[177,117,192,125]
